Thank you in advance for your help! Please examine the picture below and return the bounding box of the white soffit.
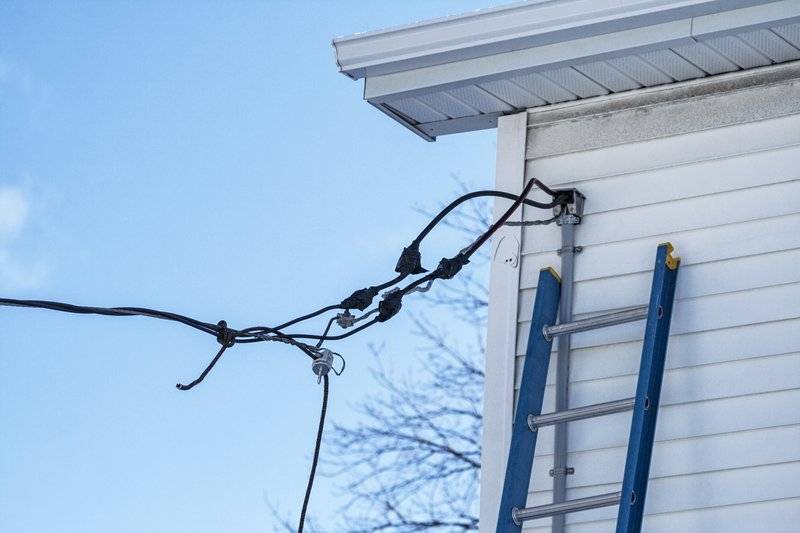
[332,0,800,141]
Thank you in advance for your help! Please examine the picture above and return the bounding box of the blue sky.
[0,2,499,531]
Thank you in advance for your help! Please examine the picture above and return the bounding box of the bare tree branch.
[324,174,490,532]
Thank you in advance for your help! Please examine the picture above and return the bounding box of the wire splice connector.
[311,349,334,384]
[335,310,356,328]
[394,243,427,276]
[432,253,470,280]
[377,289,403,322]
[340,286,379,311]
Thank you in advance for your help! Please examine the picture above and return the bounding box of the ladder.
[496,242,680,533]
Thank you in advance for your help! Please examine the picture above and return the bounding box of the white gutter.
[332,0,800,141]
[332,0,774,80]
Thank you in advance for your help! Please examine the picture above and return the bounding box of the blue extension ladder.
[496,242,680,533]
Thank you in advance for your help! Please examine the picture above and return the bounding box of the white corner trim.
[480,112,527,533]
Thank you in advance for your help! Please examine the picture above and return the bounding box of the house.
[333,1,800,531]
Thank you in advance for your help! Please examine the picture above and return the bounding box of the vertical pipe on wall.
[552,222,576,533]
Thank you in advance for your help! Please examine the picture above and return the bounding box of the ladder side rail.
[495,268,561,533]
[615,243,680,533]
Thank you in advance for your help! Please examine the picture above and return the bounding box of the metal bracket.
[549,467,575,477]
[556,245,583,256]
[554,189,585,226]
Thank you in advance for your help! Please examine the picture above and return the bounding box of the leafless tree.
[325,178,491,532]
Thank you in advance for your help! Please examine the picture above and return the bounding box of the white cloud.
[0,249,46,291]
[0,187,30,240]
[0,186,46,290]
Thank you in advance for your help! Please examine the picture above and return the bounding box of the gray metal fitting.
[553,189,585,226]
[312,349,334,384]
[336,310,356,329]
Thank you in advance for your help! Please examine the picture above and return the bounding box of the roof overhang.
[332,0,800,140]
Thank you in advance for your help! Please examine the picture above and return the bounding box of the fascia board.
[362,0,800,103]
[332,0,771,80]
[691,0,800,36]
[364,20,695,102]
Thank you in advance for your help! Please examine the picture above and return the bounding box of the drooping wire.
[410,180,565,245]
[316,316,337,348]
[176,320,236,391]
[298,373,328,533]
[275,304,341,331]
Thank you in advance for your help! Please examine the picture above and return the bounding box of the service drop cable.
[0,178,567,531]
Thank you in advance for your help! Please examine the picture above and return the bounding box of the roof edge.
[332,0,773,80]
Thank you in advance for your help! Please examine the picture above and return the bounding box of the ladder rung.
[512,491,621,524]
[528,397,635,430]
[543,306,648,340]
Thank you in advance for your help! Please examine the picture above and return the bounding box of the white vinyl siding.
[482,62,800,532]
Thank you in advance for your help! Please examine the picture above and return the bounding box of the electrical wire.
[315,317,337,348]
[245,178,568,332]
[298,373,328,533]
[411,178,567,246]
[396,178,542,297]
[0,179,566,352]
[0,177,570,531]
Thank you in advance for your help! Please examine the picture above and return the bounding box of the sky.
[0,2,501,532]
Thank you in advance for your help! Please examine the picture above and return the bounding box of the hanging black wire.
[298,373,328,533]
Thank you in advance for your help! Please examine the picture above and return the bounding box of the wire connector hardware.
[432,253,470,280]
[395,243,427,276]
[377,289,403,322]
[340,286,379,311]
[311,349,334,384]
